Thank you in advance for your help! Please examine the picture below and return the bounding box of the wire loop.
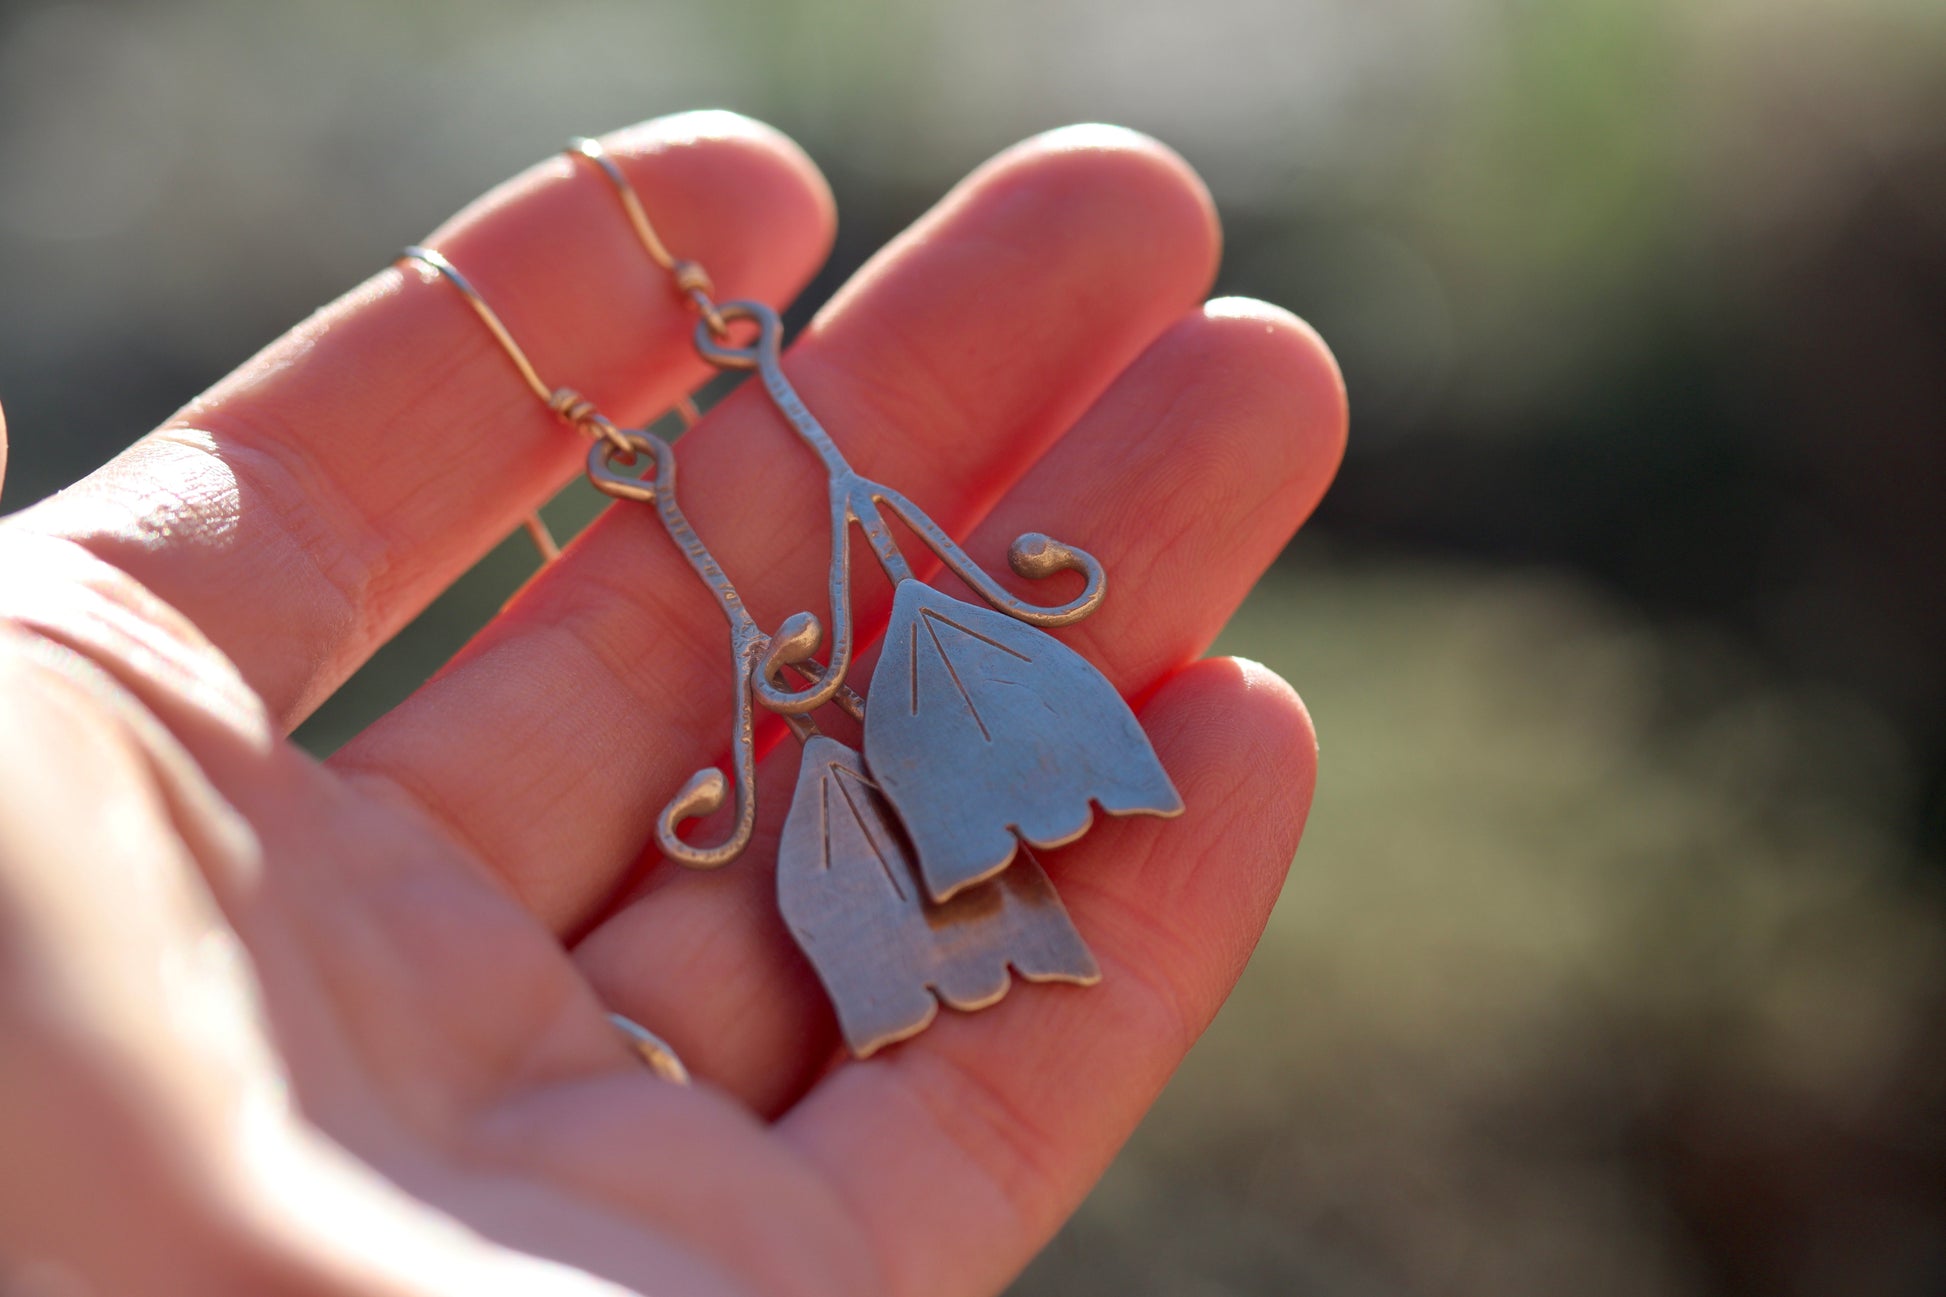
[547,387,634,456]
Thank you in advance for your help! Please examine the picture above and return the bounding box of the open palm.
[0,114,1344,1297]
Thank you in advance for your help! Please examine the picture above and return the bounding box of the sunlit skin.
[0,114,1345,1296]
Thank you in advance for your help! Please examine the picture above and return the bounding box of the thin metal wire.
[567,137,677,270]
[401,244,567,556]
[567,137,731,338]
[608,1012,690,1084]
[399,243,704,560]
[521,514,562,562]
[402,245,553,404]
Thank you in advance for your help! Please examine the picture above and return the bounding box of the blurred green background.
[3,0,1944,1292]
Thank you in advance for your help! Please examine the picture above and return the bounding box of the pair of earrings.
[405,137,1181,1060]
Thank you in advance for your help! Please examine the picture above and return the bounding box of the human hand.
[0,113,1345,1297]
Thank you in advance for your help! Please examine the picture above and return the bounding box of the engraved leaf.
[865,580,1183,903]
[776,736,1099,1058]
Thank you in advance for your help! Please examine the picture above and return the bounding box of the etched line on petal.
[916,605,1034,744]
[922,605,1033,660]
[908,617,920,716]
[831,760,907,901]
[921,610,990,742]
[816,767,834,875]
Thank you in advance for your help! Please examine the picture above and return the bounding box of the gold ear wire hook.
[401,246,565,560]
[403,246,551,403]
[567,137,732,341]
[400,243,666,561]
[400,245,650,448]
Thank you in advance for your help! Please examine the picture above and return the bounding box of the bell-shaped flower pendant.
[776,735,1101,1057]
[865,581,1182,902]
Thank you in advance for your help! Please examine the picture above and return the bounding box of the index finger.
[9,112,834,728]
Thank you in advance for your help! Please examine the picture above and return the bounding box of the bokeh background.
[3,0,1944,1292]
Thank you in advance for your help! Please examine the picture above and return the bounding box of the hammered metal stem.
[590,430,864,867]
[694,301,1106,713]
